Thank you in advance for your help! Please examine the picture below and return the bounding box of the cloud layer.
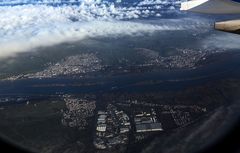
[201,32,240,50]
[0,0,211,58]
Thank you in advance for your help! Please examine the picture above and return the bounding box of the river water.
[0,52,240,96]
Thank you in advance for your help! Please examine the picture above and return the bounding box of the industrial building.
[136,123,163,133]
[94,106,131,150]
[97,124,107,132]
[134,110,163,133]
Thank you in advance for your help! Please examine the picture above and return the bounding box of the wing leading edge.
[181,0,240,34]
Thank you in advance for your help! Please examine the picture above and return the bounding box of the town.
[91,99,207,151]
[5,53,103,81]
[0,93,208,151]
[61,95,96,130]
[36,93,207,152]
[135,48,218,69]
[2,48,220,81]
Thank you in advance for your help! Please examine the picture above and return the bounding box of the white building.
[97,124,107,132]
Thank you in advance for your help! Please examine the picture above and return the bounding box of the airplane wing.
[180,0,240,34]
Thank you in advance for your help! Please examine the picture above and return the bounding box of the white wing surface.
[181,0,240,14]
[181,0,240,34]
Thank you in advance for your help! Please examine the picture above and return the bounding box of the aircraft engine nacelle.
[215,20,240,34]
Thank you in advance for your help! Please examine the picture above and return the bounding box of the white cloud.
[0,0,210,58]
[0,19,185,58]
[137,0,183,6]
[201,32,240,50]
